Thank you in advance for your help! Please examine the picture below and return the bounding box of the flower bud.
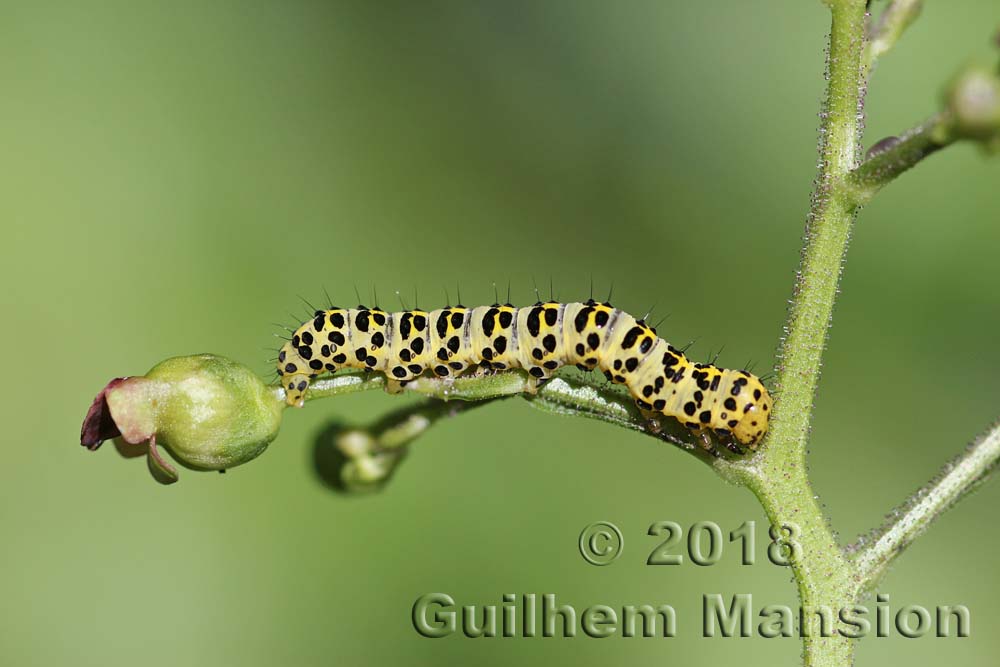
[81,354,284,483]
[312,425,407,494]
[944,64,1000,146]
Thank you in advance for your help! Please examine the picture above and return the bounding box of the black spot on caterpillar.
[277,301,772,451]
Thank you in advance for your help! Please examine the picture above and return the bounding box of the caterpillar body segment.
[277,301,772,449]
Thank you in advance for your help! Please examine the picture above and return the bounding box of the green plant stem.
[725,460,857,664]
[319,397,501,491]
[850,421,1000,588]
[285,369,709,459]
[352,398,494,452]
[753,1,868,664]
[847,112,953,202]
[864,0,923,70]
[774,0,866,462]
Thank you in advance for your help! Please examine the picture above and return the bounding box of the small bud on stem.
[944,64,1000,150]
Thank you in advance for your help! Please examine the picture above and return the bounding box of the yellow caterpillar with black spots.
[277,301,771,453]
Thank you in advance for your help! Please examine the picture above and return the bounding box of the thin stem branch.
[850,421,1000,587]
[314,397,500,491]
[280,369,712,462]
[846,111,953,202]
[864,0,923,70]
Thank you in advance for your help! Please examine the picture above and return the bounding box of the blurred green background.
[2,1,999,665]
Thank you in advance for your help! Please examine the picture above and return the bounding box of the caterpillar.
[276,300,771,453]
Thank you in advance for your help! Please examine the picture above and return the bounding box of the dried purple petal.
[80,377,127,450]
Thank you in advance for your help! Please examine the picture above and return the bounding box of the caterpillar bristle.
[641,302,657,323]
[297,295,318,313]
[396,290,409,311]
[710,345,726,366]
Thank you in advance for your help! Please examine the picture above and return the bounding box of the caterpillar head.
[731,377,772,448]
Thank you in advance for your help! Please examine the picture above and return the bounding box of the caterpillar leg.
[723,438,745,456]
[700,432,746,457]
[637,408,664,435]
[694,429,723,458]
[523,374,544,395]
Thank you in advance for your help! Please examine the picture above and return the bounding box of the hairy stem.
[729,459,857,662]
[283,369,712,462]
[863,0,923,70]
[850,422,1000,587]
[847,112,953,202]
[756,1,869,664]
[773,0,866,462]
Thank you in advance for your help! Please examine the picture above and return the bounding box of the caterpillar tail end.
[283,373,310,408]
